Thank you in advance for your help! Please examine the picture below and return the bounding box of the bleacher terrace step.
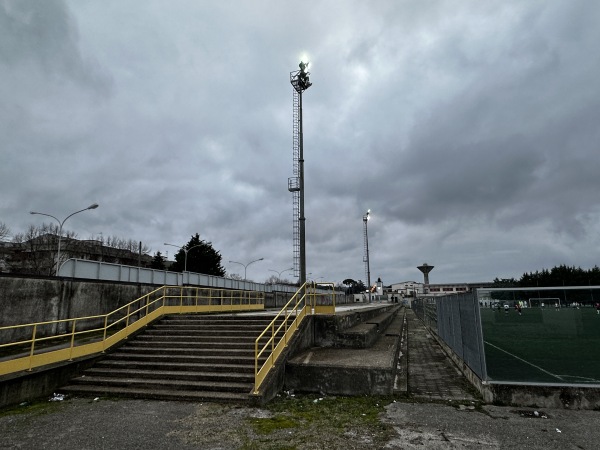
[95,360,256,373]
[59,385,251,403]
[68,376,252,393]
[105,352,259,365]
[82,367,255,383]
[117,346,254,357]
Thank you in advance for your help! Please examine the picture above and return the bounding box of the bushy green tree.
[342,278,367,294]
[169,233,225,276]
[150,251,166,270]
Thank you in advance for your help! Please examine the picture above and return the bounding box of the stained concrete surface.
[383,401,600,449]
[2,397,600,449]
[2,304,599,449]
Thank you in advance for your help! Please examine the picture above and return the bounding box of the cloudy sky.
[2,0,600,286]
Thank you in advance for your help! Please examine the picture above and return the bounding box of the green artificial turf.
[480,307,600,384]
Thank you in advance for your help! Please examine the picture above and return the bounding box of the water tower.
[417,263,434,293]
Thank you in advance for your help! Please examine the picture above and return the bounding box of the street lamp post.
[363,209,371,303]
[269,267,294,281]
[229,257,264,281]
[30,203,99,276]
[164,242,204,272]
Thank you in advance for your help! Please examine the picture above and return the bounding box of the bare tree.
[226,273,244,281]
[0,222,10,241]
[12,223,76,275]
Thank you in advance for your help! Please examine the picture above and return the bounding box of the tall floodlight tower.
[417,263,434,294]
[288,61,312,285]
[363,209,371,302]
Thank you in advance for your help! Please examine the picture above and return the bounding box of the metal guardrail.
[253,282,336,394]
[59,259,301,293]
[0,286,264,377]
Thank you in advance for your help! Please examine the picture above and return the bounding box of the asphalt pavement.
[1,304,599,449]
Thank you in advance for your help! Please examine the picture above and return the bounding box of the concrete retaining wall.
[0,276,159,344]
[1,275,354,343]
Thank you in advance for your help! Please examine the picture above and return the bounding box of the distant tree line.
[490,265,600,304]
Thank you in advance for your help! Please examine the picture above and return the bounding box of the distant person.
[555,302,559,310]
[504,304,509,314]
[541,302,545,309]
[596,303,600,315]
[517,304,522,316]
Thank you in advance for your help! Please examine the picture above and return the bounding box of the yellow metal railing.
[253,282,336,394]
[0,286,264,377]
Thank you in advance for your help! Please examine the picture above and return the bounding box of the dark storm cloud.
[2,0,600,285]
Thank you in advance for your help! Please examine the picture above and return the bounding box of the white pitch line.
[484,341,564,381]
[557,375,600,383]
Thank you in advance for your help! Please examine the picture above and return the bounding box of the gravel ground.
[1,394,599,449]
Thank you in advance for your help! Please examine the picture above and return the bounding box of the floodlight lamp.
[299,61,309,73]
[88,203,99,210]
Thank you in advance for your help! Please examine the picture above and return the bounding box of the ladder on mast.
[288,88,301,277]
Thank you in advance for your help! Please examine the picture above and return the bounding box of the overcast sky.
[2,0,600,286]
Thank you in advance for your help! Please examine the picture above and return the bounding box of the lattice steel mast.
[288,62,312,285]
[363,209,371,302]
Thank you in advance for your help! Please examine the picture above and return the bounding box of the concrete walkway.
[405,308,476,401]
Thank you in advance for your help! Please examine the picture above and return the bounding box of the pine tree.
[169,233,225,276]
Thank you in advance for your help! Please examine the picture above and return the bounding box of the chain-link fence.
[414,292,487,380]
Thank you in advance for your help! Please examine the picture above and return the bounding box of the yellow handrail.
[0,285,264,377]
[253,282,337,394]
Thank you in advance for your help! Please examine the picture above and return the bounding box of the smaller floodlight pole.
[363,209,371,303]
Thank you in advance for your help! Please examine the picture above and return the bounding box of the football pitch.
[480,307,600,384]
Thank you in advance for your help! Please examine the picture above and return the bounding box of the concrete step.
[141,329,280,337]
[117,346,255,357]
[82,367,255,383]
[95,359,255,374]
[58,384,251,403]
[157,317,283,326]
[67,375,252,393]
[105,352,259,365]
[150,323,273,331]
[158,318,284,325]
[336,306,401,348]
[128,339,257,349]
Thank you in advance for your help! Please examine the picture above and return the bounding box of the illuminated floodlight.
[297,61,312,90]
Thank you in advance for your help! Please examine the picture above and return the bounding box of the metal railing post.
[125,304,131,338]
[28,324,37,371]
[102,315,108,353]
[69,319,77,361]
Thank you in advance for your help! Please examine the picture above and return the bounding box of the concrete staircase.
[59,314,281,403]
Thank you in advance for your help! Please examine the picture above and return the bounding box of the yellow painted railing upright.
[253,282,337,395]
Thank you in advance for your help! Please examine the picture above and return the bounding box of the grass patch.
[243,393,395,449]
[251,415,299,435]
[0,398,65,418]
